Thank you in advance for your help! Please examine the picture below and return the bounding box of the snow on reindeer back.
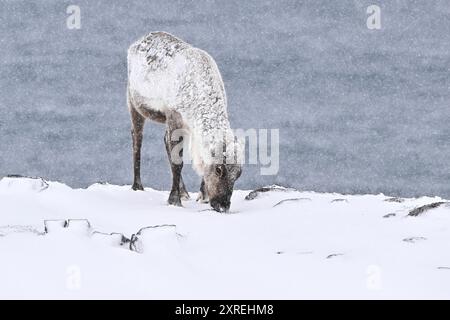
[128,32,190,109]
[0,175,49,194]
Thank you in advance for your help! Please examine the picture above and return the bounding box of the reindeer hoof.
[180,191,190,201]
[168,198,182,207]
[168,192,182,207]
[132,183,144,191]
[196,193,209,203]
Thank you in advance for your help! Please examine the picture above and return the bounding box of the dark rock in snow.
[44,219,91,234]
[384,197,405,203]
[273,198,311,207]
[331,198,348,203]
[245,185,297,200]
[403,237,427,243]
[130,224,179,253]
[383,213,397,218]
[4,219,185,254]
[92,231,131,247]
[276,250,313,255]
[44,220,68,233]
[326,253,344,259]
[408,202,448,217]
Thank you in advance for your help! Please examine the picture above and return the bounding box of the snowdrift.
[1,176,450,299]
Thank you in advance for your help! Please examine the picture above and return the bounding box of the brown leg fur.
[164,111,187,206]
[130,103,145,191]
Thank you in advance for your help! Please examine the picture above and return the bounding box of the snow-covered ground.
[1,176,450,299]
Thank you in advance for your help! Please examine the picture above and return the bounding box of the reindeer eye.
[215,166,223,177]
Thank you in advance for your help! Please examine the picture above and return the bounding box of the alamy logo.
[168,128,280,175]
[366,5,381,30]
[366,265,382,290]
[66,265,82,290]
[66,5,81,30]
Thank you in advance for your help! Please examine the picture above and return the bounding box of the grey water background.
[1,0,449,197]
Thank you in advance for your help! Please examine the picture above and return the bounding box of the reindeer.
[127,32,242,212]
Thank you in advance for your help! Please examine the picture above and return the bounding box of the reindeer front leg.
[179,175,190,200]
[197,178,209,203]
[164,112,186,206]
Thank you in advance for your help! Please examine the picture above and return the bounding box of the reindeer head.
[199,131,244,212]
[204,163,242,213]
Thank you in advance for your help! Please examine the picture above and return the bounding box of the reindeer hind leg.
[130,105,145,191]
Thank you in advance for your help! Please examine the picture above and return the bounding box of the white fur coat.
[127,32,241,174]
